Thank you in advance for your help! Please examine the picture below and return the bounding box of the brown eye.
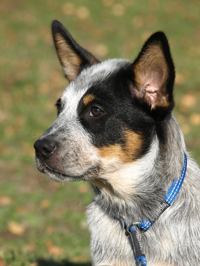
[89,105,105,118]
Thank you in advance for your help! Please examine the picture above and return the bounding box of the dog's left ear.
[131,32,175,114]
[51,20,100,81]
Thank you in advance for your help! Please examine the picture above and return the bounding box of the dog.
[34,20,200,266]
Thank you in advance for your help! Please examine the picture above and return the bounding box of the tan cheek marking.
[82,94,95,105]
[99,144,124,160]
[99,130,142,163]
[124,130,142,160]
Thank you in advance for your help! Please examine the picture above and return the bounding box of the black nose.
[34,138,57,158]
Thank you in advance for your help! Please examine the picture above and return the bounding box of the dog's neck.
[92,115,186,224]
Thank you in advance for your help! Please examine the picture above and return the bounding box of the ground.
[0,0,200,265]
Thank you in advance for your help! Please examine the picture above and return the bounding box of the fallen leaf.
[180,94,196,109]
[176,72,186,85]
[24,243,36,252]
[47,242,63,256]
[112,3,125,16]
[79,184,88,194]
[46,226,55,234]
[93,44,108,57]
[0,111,7,123]
[76,6,90,20]
[62,3,75,16]
[40,199,50,209]
[29,263,37,266]
[0,258,6,266]
[190,113,200,125]
[0,196,12,206]
[132,16,144,28]
[8,221,26,236]
[102,0,114,7]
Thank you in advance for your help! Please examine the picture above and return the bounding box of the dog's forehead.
[61,59,129,104]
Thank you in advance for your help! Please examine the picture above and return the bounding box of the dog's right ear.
[130,31,175,118]
[51,20,99,81]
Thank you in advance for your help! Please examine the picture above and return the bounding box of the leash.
[118,153,187,266]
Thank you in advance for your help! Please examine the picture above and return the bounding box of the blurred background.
[0,0,200,265]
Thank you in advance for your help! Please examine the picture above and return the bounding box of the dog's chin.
[35,158,99,182]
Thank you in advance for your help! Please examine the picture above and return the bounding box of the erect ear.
[51,20,100,81]
[131,31,175,114]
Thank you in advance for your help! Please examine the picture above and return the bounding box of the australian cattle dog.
[34,20,200,266]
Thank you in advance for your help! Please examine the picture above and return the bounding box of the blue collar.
[119,153,188,266]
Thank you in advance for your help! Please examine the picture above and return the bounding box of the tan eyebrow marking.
[82,94,95,106]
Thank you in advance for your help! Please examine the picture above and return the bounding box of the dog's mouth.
[35,157,100,182]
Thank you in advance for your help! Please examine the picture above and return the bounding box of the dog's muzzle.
[34,136,100,181]
[34,136,62,176]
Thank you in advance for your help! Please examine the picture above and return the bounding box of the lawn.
[0,0,200,265]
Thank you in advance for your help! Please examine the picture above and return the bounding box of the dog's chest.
[87,202,134,265]
[87,202,175,266]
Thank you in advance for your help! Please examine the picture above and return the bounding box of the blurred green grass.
[0,0,200,265]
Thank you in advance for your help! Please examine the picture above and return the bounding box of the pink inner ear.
[133,45,170,109]
[141,70,164,108]
[144,83,159,108]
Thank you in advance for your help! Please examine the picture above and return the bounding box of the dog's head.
[34,20,175,198]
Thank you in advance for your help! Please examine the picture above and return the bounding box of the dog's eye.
[89,104,105,118]
[55,98,62,115]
